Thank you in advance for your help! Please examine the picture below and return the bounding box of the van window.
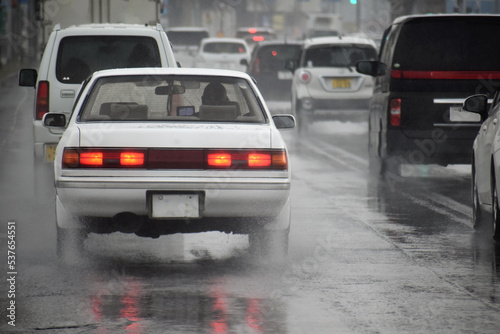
[167,31,209,47]
[393,17,500,71]
[304,44,377,68]
[56,36,161,84]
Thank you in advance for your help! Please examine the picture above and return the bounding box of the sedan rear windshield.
[393,17,500,71]
[56,36,161,84]
[255,44,302,73]
[203,42,247,54]
[79,75,267,124]
[303,44,377,68]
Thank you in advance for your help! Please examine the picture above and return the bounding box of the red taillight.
[80,152,103,166]
[35,81,49,120]
[253,36,264,42]
[390,98,401,127]
[62,148,287,170]
[120,152,144,166]
[299,71,311,84]
[391,70,500,80]
[207,153,232,167]
[248,153,271,167]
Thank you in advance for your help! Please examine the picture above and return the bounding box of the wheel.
[56,225,87,261]
[368,123,382,176]
[248,227,289,264]
[472,163,484,230]
[491,180,500,242]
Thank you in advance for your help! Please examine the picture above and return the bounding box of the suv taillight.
[299,70,311,84]
[35,81,49,120]
[390,98,401,126]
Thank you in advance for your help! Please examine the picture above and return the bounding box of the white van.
[19,23,177,162]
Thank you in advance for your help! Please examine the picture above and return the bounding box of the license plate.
[332,78,351,89]
[45,144,57,162]
[278,71,293,80]
[151,194,200,219]
[449,106,481,122]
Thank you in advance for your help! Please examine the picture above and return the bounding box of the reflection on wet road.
[1,77,500,333]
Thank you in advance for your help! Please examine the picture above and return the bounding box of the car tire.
[472,163,484,230]
[368,123,383,176]
[248,227,289,264]
[56,225,87,261]
[491,178,500,242]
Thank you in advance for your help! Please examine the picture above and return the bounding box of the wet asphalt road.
[1,74,500,333]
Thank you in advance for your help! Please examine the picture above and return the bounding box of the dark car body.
[357,14,500,174]
[247,40,303,101]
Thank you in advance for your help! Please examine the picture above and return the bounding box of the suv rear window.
[56,36,161,84]
[393,17,500,71]
[203,42,247,54]
[255,44,302,73]
[303,44,377,67]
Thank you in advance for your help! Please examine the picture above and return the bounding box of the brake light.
[80,152,103,166]
[299,71,311,84]
[248,28,257,34]
[271,50,278,57]
[253,36,265,42]
[248,153,271,167]
[390,99,401,126]
[35,81,49,120]
[62,148,288,170]
[120,152,144,166]
[207,153,232,167]
[391,70,500,80]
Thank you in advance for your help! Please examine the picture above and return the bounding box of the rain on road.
[1,73,500,333]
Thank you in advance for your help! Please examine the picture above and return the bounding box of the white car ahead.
[193,37,251,72]
[19,23,177,162]
[287,36,378,133]
[44,67,295,260]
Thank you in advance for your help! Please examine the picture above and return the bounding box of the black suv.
[357,14,500,175]
[246,40,302,101]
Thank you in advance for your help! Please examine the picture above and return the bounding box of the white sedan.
[192,37,251,72]
[44,67,295,260]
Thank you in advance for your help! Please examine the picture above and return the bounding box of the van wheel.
[491,180,500,242]
[472,163,484,230]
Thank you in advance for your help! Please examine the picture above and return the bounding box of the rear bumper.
[385,129,474,165]
[57,180,290,216]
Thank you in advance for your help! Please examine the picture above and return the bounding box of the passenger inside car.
[200,82,241,120]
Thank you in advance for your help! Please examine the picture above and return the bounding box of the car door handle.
[494,119,498,125]
[483,125,488,131]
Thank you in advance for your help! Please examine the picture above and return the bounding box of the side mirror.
[19,69,37,87]
[463,94,488,120]
[43,113,66,128]
[240,59,249,67]
[356,61,386,77]
[273,114,295,129]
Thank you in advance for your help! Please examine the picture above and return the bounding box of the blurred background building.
[2,0,500,69]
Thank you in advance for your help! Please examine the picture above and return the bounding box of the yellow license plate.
[332,78,351,88]
[45,144,57,162]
